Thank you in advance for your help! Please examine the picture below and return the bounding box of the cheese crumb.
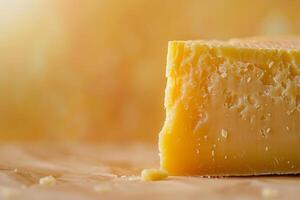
[221,129,228,138]
[39,176,56,186]
[261,187,279,198]
[141,169,168,181]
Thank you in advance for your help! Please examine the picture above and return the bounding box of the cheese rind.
[159,38,300,176]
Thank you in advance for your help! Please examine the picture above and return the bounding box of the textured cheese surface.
[194,37,300,50]
[159,38,300,176]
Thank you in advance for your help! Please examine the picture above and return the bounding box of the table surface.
[0,142,299,200]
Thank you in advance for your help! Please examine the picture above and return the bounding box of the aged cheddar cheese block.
[159,38,300,176]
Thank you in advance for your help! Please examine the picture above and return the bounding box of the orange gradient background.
[1,0,300,142]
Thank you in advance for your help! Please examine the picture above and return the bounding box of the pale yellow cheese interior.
[159,38,300,176]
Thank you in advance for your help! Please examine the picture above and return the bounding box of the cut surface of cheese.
[159,38,300,176]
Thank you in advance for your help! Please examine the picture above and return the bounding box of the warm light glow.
[0,0,299,142]
[0,0,37,28]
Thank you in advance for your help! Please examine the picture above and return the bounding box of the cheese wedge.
[159,38,300,176]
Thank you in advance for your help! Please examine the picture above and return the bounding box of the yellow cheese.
[39,176,56,186]
[141,168,168,181]
[159,38,300,176]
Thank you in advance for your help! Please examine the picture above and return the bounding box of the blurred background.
[0,0,299,142]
